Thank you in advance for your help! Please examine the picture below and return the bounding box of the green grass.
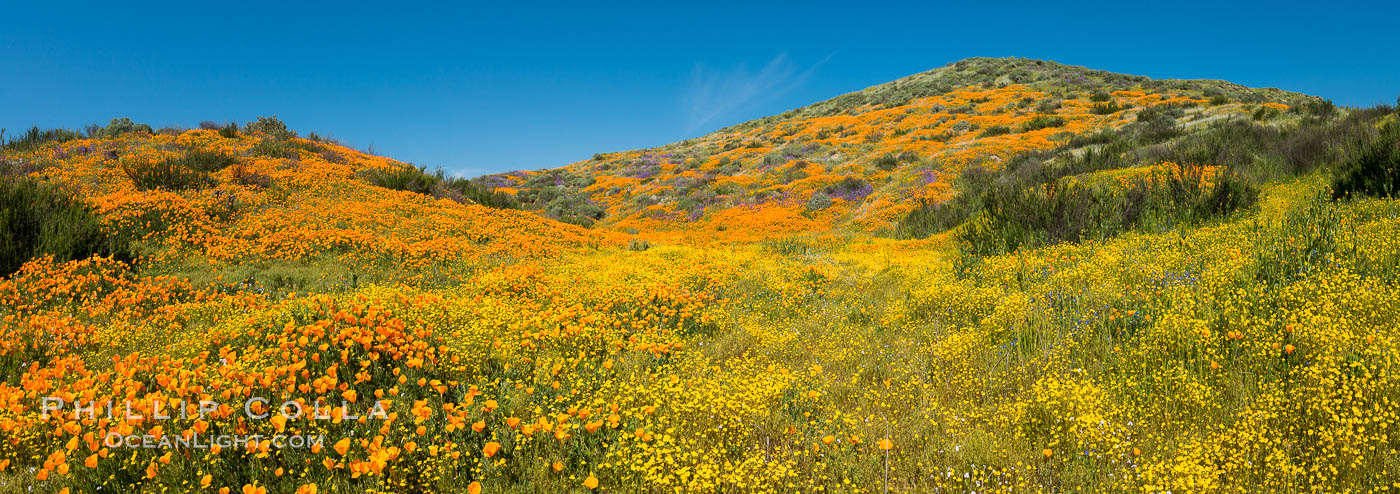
[0,177,132,276]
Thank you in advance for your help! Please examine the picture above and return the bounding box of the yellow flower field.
[1,62,1398,492]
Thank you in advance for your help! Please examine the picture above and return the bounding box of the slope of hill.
[489,57,1319,242]
[1,121,617,288]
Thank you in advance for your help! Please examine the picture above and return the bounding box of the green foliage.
[1091,101,1126,115]
[219,123,240,139]
[1331,120,1400,199]
[121,157,214,191]
[956,166,1258,256]
[247,138,301,159]
[0,178,131,276]
[99,117,153,138]
[245,115,295,139]
[512,170,601,226]
[543,195,604,227]
[172,148,238,172]
[362,164,520,210]
[895,192,983,240]
[119,147,238,191]
[362,165,439,194]
[1021,116,1066,132]
[891,100,1392,245]
[1253,191,1340,287]
[872,153,899,171]
[1,126,84,153]
[979,125,1012,137]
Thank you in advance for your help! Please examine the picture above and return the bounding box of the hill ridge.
[487,57,1322,241]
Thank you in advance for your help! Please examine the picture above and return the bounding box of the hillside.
[0,58,1399,493]
[489,57,1320,242]
[1,120,617,289]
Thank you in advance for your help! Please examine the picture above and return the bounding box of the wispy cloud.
[681,53,828,133]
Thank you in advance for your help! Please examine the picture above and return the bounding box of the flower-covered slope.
[9,129,618,282]
[491,57,1314,241]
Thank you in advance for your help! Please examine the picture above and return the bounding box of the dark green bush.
[362,164,440,194]
[2,126,84,153]
[1331,121,1400,199]
[1091,102,1125,115]
[895,195,980,239]
[956,166,1258,255]
[1021,116,1066,132]
[247,139,300,159]
[872,153,899,171]
[98,118,153,138]
[120,147,238,191]
[120,157,214,191]
[362,164,519,210]
[979,125,1012,138]
[544,195,604,227]
[245,116,295,139]
[172,148,238,172]
[0,178,131,276]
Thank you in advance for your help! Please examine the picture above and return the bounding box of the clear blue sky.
[3,1,1397,177]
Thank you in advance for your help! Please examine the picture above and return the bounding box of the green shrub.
[956,166,1258,255]
[895,195,980,239]
[219,123,240,139]
[120,157,213,191]
[872,153,899,171]
[979,125,1012,138]
[98,117,153,138]
[245,116,295,139]
[362,164,439,194]
[2,126,84,153]
[1331,121,1400,199]
[247,139,300,159]
[1021,116,1066,132]
[172,148,238,172]
[0,178,131,276]
[544,195,604,227]
[1035,99,1063,113]
[1091,101,1125,115]
[362,164,518,210]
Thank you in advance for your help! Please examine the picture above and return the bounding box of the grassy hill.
[0,59,1398,492]
[488,57,1324,242]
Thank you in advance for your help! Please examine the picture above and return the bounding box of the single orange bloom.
[333,438,351,456]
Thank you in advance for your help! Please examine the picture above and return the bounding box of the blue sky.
[3,1,1397,177]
